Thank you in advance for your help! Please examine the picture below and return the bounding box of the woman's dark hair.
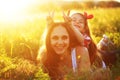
[43,22,80,79]
[45,22,79,63]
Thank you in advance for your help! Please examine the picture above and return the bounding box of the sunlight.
[0,0,47,23]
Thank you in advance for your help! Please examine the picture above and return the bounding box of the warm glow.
[0,0,48,23]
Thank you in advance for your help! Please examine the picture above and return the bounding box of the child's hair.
[71,12,102,66]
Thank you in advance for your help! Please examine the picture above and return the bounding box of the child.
[63,11,105,69]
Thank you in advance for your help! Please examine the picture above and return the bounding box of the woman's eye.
[52,36,58,40]
[62,36,68,40]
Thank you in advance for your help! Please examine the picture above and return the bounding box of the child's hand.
[62,10,72,23]
[46,11,54,26]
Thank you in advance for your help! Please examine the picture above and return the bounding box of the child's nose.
[75,20,79,23]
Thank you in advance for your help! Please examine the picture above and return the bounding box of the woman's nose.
[57,39,63,44]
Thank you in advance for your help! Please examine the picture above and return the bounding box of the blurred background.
[0,0,120,79]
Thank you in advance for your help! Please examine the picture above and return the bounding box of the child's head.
[70,12,93,35]
[71,13,86,33]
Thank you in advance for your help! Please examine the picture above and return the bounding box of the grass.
[0,7,120,80]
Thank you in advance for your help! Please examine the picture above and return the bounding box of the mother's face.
[50,26,70,55]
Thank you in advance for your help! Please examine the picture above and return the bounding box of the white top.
[71,48,106,72]
[71,48,77,72]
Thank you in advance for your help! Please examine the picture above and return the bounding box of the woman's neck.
[59,50,70,60]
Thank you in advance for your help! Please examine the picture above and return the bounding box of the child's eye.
[52,36,58,40]
[79,20,84,23]
[62,36,68,40]
[80,22,84,23]
[72,20,75,22]
[72,18,76,21]
[78,20,84,23]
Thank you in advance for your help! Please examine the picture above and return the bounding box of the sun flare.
[0,0,41,22]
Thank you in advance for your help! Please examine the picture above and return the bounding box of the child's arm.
[69,24,84,45]
[63,12,84,46]
[76,46,91,73]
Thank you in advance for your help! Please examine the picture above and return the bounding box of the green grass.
[0,7,120,80]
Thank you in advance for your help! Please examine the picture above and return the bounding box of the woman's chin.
[55,51,65,55]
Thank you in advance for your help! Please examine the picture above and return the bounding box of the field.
[0,7,120,80]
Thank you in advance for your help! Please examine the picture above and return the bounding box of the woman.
[39,14,91,80]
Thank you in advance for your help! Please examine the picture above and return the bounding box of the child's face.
[50,26,70,55]
[71,14,85,33]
